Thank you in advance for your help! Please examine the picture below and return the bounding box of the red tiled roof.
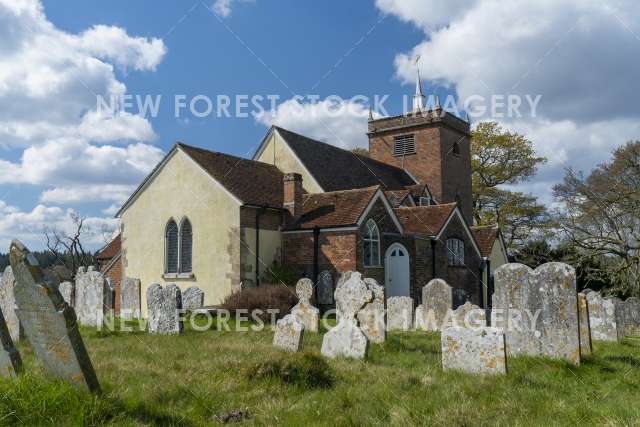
[96,234,121,260]
[287,186,379,230]
[384,189,411,207]
[393,204,457,236]
[471,225,499,257]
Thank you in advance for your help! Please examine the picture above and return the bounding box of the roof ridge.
[177,142,282,172]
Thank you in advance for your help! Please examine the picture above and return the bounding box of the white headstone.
[147,283,182,334]
[415,278,452,331]
[357,278,385,343]
[291,278,319,332]
[182,286,205,311]
[386,296,413,331]
[120,278,141,319]
[441,327,507,375]
[74,269,110,328]
[273,314,304,352]
[58,281,74,307]
[585,291,618,341]
[0,267,21,342]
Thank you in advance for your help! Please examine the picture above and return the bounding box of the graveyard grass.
[1,317,639,426]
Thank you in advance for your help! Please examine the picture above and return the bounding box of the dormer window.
[419,196,431,206]
[393,134,416,156]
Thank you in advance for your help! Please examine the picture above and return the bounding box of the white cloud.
[255,97,374,149]
[211,0,255,18]
[39,184,137,205]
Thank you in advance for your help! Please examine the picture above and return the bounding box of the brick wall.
[282,230,357,279]
[100,255,122,315]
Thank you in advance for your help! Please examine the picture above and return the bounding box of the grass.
[0,317,639,426]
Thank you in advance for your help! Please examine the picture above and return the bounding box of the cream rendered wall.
[121,149,241,316]
[255,132,324,193]
[240,228,281,286]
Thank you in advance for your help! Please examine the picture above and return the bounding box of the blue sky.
[1,0,639,250]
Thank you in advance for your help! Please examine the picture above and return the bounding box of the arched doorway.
[385,243,410,298]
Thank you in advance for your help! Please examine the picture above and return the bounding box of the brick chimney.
[283,173,303,220]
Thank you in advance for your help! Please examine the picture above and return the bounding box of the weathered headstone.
[182,286,204,311]
[577,293,592,356]
[291,278,319,332]
[75,268,110,327]
[0,266,21,342]
[387,296,413,331]
[147,283,182,334]
[415,278,452,331]
[357,278,385,343]
[441,327,507,375]
[617,297,640,337]
[493,263,580,364]
[120,278,141,319]
[317,270,334,305]
[272,314,304,352]
[58,281,74,307]
[0,308,21,378]
[451,301,486,329]
[321,271,371,359]
[585,291,618,342]
[9,240,100,392]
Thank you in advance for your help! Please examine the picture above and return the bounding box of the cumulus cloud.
[212,0,254,18]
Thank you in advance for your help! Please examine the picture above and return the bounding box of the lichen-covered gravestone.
[386,296,413,331]
[9,240,100,392]
[321,271,371,359]
[415,278,452,331]
[182,286,204,312]
[291,278,319,332]
[317,270,334,305]
[357,278,385,343]
[147,283,183,334]
[272,314,304,352]
[58,281,74,307]
[493,263,580,364]
[451,301,486,329]
[75,268,110,327]
[617,297,640,337]
[120,278,141,319]
[0,308,21,378]
[0,266,21,342]
[577,293,592,356]
[586,291,618,341]
[441,327,507,375]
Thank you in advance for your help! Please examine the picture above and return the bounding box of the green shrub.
[246,353,335,389]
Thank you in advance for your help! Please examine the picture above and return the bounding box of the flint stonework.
[321,271,371,359]
[75,269,110,327]
[147,283,183,334]
[0,308,21,378]
[387,296,413,331]
[317,270,334,305]
[441,327,507,375]
[357,278,385,343]
[0,266,21,342]
[58,281,74,307]
[9,240,100,392]
[273,314,304,352]
[120,278,141,319]
[577,293,592,356]
[415,278,452,332]
[182,286,205,312]
[586,291,618,342]
[291,278,319,332]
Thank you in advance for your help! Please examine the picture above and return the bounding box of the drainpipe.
[255,206,266,287]
[312,227,320,301]
[486,258,492,308]
[430,237,437,278]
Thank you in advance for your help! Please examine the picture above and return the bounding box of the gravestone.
[577,293,592,356]
[357,278,385,343]
[9,240,100,392]
[75,268,110,327]
[441,327,507,375]
[386,296,413,331]
[415,278,452,331]
[104,279,115,313]
[182,286,205,311]
[272,314,304,352]
[291,278,319,332]
[0,266,21,342]
[585,291,618,341]
[493,263,580,364]
[617,297,640,337]
[120,278,141,319]
[0,308,21,378]
[321,271,371,359]
[58,281,74,307]
[317,270,334,305]
[147,283,183,334]
[451,301,486,329]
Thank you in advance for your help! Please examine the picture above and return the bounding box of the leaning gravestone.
[9,240,100,391]
[291,278,319,332]
[441,327,507,375]
[415,278,452,331]
[586,291,618,341]
[617,297,640,337]
[182,286,205,312]
[577,293,592,356]
[272,314,304,352]
[75,268,110,327]
[493,263,580,364]
[387,296,414,331]
[321,271,371,359]
[120,278,141,319]
[147,283,182,334]
[451,301,486,329]
[357,278,385,343]
[0,308,21,378]
[317,270,334,305]
[58,281,74,307]
[0,266,21,342]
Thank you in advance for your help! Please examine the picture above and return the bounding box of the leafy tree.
[351,147,369,157]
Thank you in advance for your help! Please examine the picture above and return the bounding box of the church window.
[165,220,179,273]
[419,196,431,206]
[179,218,193,273]
[393,134,416,156]
[363,219,381,267]
[447,238,465,266]
[452,141,461,155]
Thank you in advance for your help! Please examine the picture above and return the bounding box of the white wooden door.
[385,243,410,298]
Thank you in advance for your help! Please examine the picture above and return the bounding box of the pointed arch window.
[447,238,465,266]
[363,219,381,267]
[179,218,193,273]
[165,220,179,273]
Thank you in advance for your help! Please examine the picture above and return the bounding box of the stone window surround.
[164,216,194,275]
[363,219,381,267]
